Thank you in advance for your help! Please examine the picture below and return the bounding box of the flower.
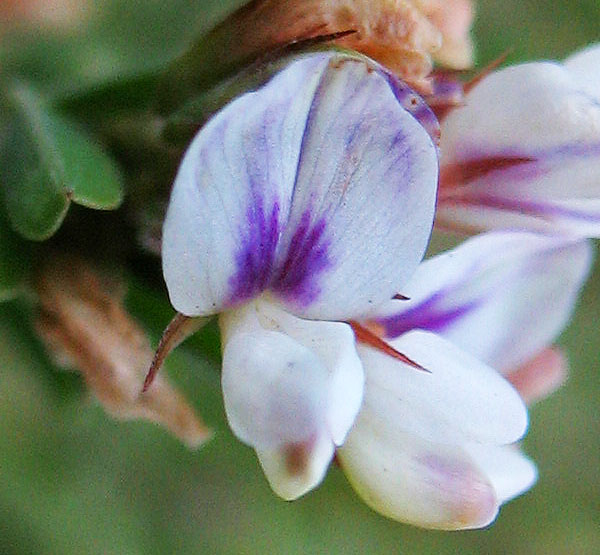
[162,52,440,324]
[437,43,600,236]
[159,51,530,528]
[161,50,438,492]
[371,232,592,383]
[338,231,592,528]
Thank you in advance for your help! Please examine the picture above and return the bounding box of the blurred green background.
[0,1,598,553]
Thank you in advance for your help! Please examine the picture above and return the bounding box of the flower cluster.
[151,5,597,531]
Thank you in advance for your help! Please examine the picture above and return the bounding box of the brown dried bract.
[213,0,474,91]
[0,0,92,30]
[413,0,475,69]
[35,255,211,448]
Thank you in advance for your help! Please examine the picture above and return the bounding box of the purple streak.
[228,197,281,304]
[272,210,331,307]
[384,72,440,145]
[454,141,600,186]
[228,202,331,308]
[376,293,481,339]
[451,193,600,224]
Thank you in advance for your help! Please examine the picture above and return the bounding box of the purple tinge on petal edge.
[446,142,600,187]
[228,204,331,308]
[384,72,440,146]
[376,293,480,339]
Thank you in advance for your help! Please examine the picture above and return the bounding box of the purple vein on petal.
[448,194,600,223]
[443,141,600,191]
[228,195,281,305]
[375,292,481,339]
[272,210,331,307]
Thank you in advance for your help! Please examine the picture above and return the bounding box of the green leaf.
[0,1,244,98]
[0,82,124,241]
[56,71,161,123]
[0,213,30,302]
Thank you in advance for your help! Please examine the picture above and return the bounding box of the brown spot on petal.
[284,441,312,476]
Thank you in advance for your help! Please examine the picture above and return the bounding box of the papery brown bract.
[0,0,92,30]
[200,0,474,92]
[35,255,211,448]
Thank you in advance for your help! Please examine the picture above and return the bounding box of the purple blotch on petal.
[229,197,281,304]
[272,210,331,307]
[228,205,331,308]
[376,292,481,339]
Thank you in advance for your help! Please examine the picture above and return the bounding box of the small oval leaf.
[0,82,124,240]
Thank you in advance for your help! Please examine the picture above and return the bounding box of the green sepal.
[156,0,356,116]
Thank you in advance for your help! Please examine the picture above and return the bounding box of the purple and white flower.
[437,44,600,237]
[160,52,531,529]
[339,232,592,528]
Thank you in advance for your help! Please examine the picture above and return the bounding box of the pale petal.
[565,43,600,99]
[219,299,363,495]
[339,426,498,530]
[442,62,600,153]
[256,431,335,500]
[436,199,600,237]
[465,444,537,504]
[220,318,329,449]
[162,55,327,316]
[439,62,600,235]
[375,232,592,372]
[251,301,364,445]
[163,53,439,319]
[356,330,528,445]
[273,60,438,320]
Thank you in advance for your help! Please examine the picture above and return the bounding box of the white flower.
[160,51,531,528]
[339,231,592,528]
[437,43,600,237]
[162,51,439,499]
